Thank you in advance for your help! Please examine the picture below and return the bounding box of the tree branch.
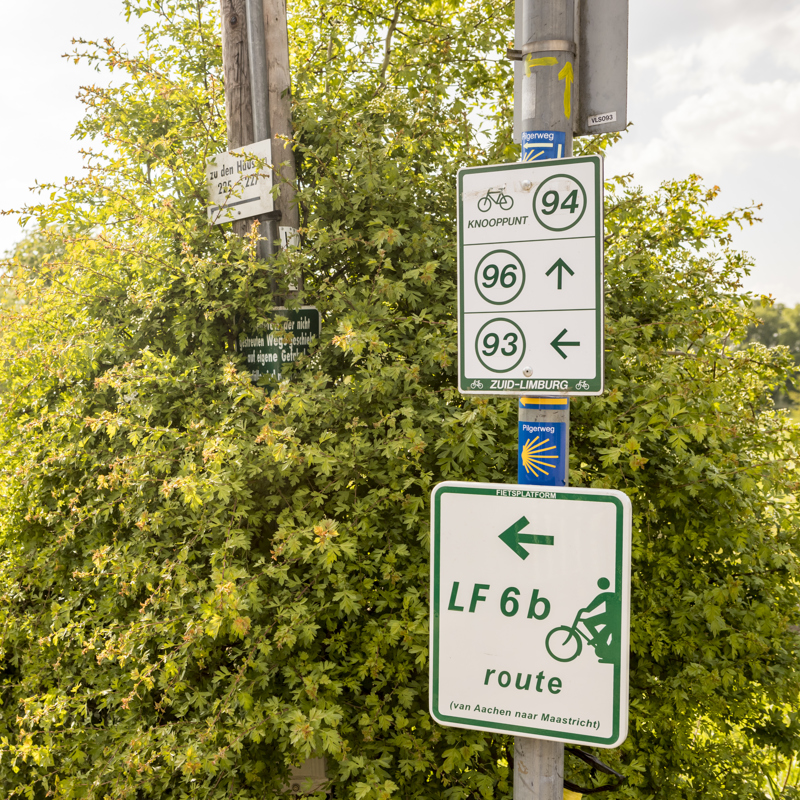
[377,3,402,87]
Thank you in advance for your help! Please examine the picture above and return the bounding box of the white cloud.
[0,0,137,253]
[621,3,800,182]
[773,7,800,72]
[635,7,800,95]
[633,0,799,51]
[616,78,800,189]
[613,1,800,301]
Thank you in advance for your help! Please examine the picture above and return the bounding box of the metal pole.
[514,736,565,800]
[519,0,576,160]
[245,0,277,261]
[246,0,270,141]
[515,398,568,800]
[515,0,576,797]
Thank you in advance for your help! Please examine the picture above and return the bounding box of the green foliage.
[746,303,800,415]
[581,175,800,798]
[0,1,797,799]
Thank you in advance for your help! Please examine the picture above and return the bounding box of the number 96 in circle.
[475,318,526,373]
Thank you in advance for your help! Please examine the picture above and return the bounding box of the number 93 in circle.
[474,250,525,305]
[475,318,526,373]
[533,174,587,232]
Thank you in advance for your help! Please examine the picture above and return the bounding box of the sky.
[1,0,799,302]
[607,0,800,304]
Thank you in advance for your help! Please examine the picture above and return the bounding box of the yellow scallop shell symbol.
[521,437,558,477]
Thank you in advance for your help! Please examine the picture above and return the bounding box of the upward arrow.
[545,258,574,290]
[558,61,574,119]
[498,516,555,560]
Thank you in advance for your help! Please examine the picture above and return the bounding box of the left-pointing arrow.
[550,328,580,359]
[499,516,554,560]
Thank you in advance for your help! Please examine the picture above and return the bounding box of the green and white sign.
[457,156,604,396]
[239,307,320,381]
[430,482,631,747]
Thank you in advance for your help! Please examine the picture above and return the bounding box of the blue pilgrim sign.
[517,397,568,486]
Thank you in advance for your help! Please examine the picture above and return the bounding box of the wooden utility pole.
[220,0,253,148]
[219,0,257,243]
[219,0,321,789]
[219,0,299,266]
[263,0,300,241]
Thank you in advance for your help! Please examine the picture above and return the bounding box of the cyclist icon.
[545,578,620,665]
[478,188,514,212]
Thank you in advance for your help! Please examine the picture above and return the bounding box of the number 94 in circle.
[475,318,526,373]
[533,174,587,232]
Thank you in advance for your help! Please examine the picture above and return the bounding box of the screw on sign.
[429,483,632,746]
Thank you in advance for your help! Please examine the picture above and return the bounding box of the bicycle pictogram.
[575,379,590,391]
[545,578,620,665]
[478,188,514,213]
[470,379,484,390]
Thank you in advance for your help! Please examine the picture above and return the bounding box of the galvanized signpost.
[433,0,630,797]
[512,0,629,147]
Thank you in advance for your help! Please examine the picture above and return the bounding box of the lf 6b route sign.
[430,482,631,747]
[458,156,604,396]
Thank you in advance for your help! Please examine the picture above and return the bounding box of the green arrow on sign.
[545,258,575,290]
[498,516,554,560]
[550,328,580,359]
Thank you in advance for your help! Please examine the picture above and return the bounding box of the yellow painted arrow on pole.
[558,61,574,119]
[524,55,558,77]
[524,56,574,120]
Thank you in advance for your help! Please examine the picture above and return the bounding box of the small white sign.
[279,226,300,249]
[279,227,300,290]
[206,139,273,224]
[588,111,617,127]
[430,482,632,748]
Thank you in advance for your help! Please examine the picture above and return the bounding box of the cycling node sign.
[457,156,604,396]
[429,482,631,747]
